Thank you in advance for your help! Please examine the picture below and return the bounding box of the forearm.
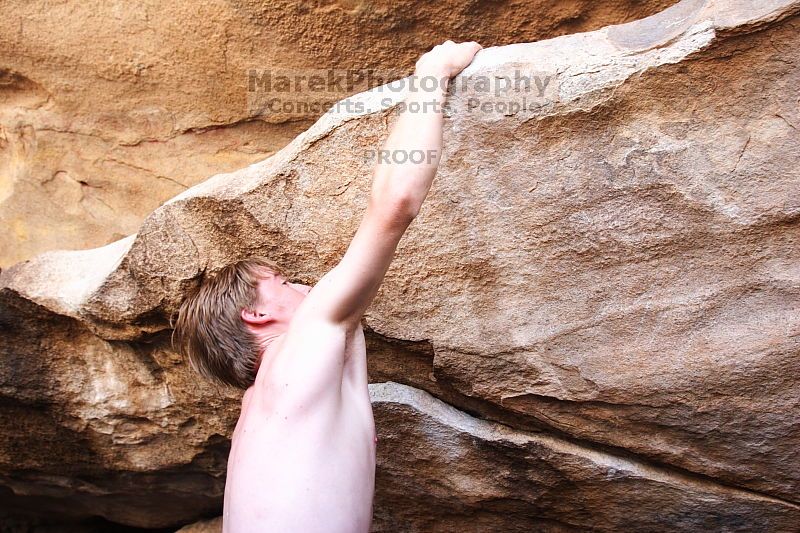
[369,67,450,218]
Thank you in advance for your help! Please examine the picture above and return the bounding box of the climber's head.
[172,256,310,390]
[239,267,312,336]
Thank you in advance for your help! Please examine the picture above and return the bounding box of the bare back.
[222,320,376,532]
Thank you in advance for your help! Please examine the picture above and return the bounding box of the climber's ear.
[241,308,271,326]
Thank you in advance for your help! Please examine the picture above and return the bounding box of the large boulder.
[1,0,799,529]
[0,0,676,268]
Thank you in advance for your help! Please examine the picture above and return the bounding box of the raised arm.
[295,40,482,329]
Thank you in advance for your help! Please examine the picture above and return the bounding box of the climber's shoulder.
[251,319,348,412]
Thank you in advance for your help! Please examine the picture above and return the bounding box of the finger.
[454,41,479,51]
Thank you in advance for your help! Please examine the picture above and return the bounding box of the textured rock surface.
[176,516,224,533]
[1,0,800,530]
[370,383,798,532]
[0,0,676,268]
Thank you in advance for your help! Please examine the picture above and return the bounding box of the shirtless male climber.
[173,40,482,532]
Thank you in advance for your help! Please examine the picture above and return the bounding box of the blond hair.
[172,256,287,389]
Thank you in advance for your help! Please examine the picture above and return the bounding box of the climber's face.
[252,270,312,326]
[240,269,312,331]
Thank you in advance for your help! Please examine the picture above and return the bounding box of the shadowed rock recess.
[1,0,799,530]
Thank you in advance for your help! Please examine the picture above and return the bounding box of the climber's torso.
[222,319,376,533]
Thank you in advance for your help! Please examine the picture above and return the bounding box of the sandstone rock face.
[2,0,799,530]
[369,383,798,532]
[0,0,676,269]
[176,516,224,533]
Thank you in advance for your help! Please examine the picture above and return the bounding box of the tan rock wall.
[0,0,676,268]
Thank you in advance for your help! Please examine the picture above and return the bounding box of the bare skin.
[222,40,482,533]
